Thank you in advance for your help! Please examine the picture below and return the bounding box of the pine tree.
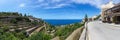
[24,14,27,17]
[84,14,88,22]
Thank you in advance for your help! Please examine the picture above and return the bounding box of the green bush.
[11,19,17,24]
[0,12,22,16]
[94,15,101,20]
[3,26,10,32]
[55,23,84,39]
[15,32,26,39]
[28,32,52,40]
[0,33,19,40]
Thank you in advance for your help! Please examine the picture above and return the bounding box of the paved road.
[80,21,120,40]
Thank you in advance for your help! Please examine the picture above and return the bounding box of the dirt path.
[30,26,44,36]
[66,27,84,40]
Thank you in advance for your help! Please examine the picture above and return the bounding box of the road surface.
[79,21,120,40]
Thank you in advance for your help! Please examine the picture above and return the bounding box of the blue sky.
[0,0,120,19]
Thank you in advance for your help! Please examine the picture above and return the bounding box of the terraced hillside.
[0,12,46,37]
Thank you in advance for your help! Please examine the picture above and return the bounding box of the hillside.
[0,12,85,40]
[0,12,49,40]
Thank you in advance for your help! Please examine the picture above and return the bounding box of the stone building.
[101,1,120,23]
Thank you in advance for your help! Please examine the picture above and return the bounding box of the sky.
[0,0,120,19]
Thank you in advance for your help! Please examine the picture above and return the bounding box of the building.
[101,1,120,23]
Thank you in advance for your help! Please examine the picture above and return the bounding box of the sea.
[44,19,82,26]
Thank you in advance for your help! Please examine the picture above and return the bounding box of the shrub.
[3,26,9,32]
[15,32,26,39]
[0,33,19,40]
[10,19,17,24]
[55,23,84,40]
[28,32,52,40]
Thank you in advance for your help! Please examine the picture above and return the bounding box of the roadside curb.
[66,27,84,40]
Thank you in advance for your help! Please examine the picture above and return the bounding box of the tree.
[24,14,27,17]
[94,15,101,20]
[19,13,22,16]
[84,14,88,22]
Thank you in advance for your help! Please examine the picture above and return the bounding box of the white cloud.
[71,0,120,8]
[44,3,70,9]
[51,0,63,3]
[71,0,105,8]
[27,0,120,9]
[38,0,44,2]
[19,3,25,7]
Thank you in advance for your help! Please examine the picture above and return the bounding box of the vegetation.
[0,33,19,40]
[26,32,52,40]
[94,15,101,20]
[10,19,17,24]
[0,12,22,17]
[0,30,52,40]
[84,14,88,22]
[0,12,50,40]
[0,28,25,40]
[0,12,85,40]
[54,22,84,40]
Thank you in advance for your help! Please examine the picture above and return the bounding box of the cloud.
[26,0,120,9]
[113,0,120,4]
[19,3,25,7]
[38,0,44,2]
[43,3,70,9]
[71,0,120,8]
[51,0,63,3]
[26,0,70,9]
[71,0,107,8]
